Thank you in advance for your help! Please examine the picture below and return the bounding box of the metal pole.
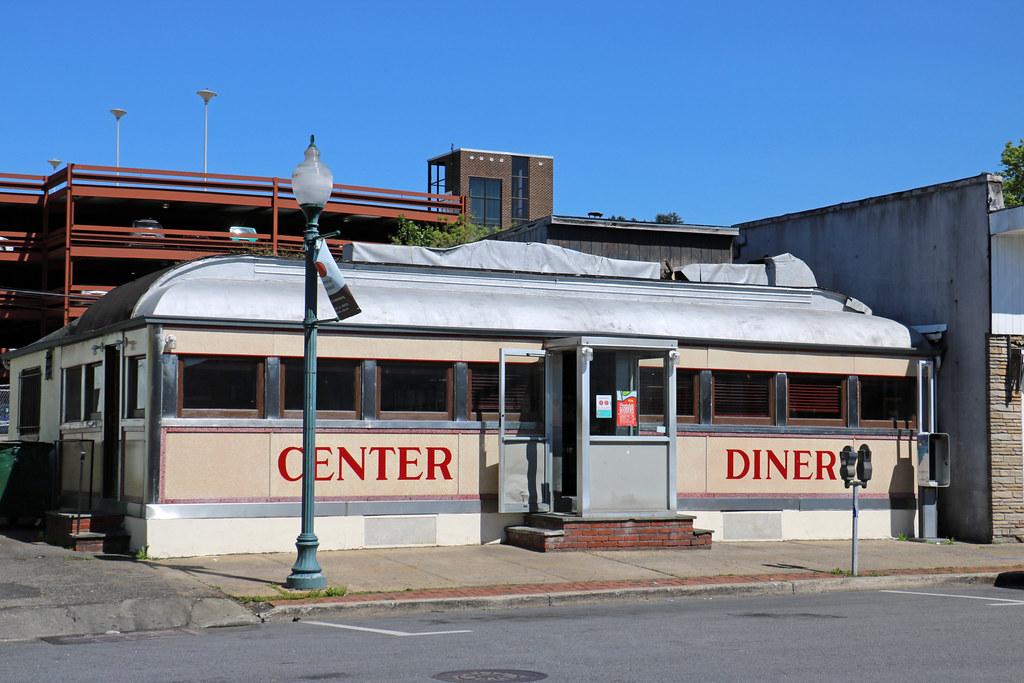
[285,206,326,590]
[851,483,860,577]
[115,119,120,168]
[203,101,209,176]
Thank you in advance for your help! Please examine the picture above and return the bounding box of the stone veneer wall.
[988,335,1024,542]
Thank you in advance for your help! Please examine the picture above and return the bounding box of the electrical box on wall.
[917,432,950,487]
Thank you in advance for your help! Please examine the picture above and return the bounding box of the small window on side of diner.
[178,356,264,418]
[18,367,42,433]
[83,362,103,419]
[64,366,83,422]
[377,361,452,420]
[467,362,543,424]
[711,371,774,425]
[787,374,846,426]
[638,367,699,425]
[859,376,916,429]
[125,356,146,419]
[281,357,360,419]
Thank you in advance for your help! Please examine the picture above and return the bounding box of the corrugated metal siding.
[992,233,1024,334]
[546,225,732,269]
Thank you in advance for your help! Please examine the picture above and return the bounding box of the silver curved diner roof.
[67,255,917,350]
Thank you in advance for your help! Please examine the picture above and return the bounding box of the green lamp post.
[285,135,333,590]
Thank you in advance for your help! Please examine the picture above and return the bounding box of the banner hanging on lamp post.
[314,239,361,321]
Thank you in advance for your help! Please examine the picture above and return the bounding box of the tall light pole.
[110,108,127,168]
[285,135,333,590]
[196,89,217,175]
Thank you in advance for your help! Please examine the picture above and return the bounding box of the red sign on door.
[616,390,637,427]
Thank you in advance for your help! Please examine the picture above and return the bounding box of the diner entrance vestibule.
[498,337,678,517]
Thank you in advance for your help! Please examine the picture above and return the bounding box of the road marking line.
[880,590,1024,606]
[304,620,472,637]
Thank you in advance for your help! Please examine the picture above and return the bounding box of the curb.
[256,571,1009,622]
[0,597,259,644]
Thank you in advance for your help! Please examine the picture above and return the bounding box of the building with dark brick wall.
[428,148,553,228]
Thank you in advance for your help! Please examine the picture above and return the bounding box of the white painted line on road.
[304,620,472,637]
[880,590,1024,606]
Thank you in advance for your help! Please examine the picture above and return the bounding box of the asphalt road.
[2,585,1023,682]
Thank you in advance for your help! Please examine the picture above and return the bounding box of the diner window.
[282,358,359,418]
[125,357,146,419]
[712,371,774,425]
[18,367,42,433]
[83,362,103,419]
[179,356,264,417]
[64,366,83,422]
[788,374,845,425]
[378,362,452,419]
[469,176,502,227]
[638,368,699,423]
[468,362,543,422]
[860,376,916,428]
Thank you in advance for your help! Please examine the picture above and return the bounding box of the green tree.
[655,212,684,224]
[390,214,494,248]
[1001,139,1024,208]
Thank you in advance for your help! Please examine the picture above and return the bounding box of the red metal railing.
[1,161,464,326]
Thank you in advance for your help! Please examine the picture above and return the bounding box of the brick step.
[507,514,712,552]
[45,510,125,535]
[44,511,130,554]
[64,531,131,555]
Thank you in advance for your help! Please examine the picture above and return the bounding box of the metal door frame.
[497,348,550,513]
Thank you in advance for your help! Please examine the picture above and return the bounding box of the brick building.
[428,148,553,228]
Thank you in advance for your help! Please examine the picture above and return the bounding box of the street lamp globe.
[291,135,333,210]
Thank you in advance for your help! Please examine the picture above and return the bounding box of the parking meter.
[840,446,857,488]
[856,444,872,488]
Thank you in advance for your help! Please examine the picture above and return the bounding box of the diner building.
[5,242,929,556]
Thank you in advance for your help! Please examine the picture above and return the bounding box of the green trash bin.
[0,441,57,524]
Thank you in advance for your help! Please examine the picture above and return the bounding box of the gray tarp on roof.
[678,253,818,288]
[343,240,661,280]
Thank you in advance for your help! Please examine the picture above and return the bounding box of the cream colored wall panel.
[461,339,540,362]
[268,432,461,499]
[704,435,916,495]
[169,329,276,356]
[678,436,707,493]
[465,432,500,496]
[456,432,489,496]
[144,516,363,558]
[677,347,709,369]
[436,513,486,545]
[780,509,913,540]
[707,349,856,374]
[123,328,149,355]
[852,357,916,377]
[163,432,271,500]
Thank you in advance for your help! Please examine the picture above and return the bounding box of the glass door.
[497,349,550,513]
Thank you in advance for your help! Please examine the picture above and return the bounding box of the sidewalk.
[155,539,1024,619]
[0,530,257,642]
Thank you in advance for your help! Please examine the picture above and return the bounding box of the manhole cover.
[432,671,547,682]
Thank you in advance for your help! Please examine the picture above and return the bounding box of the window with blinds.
[712,371,773,424]
[638,368,698,423]
[788,374,845,424]
[468,362,543,422]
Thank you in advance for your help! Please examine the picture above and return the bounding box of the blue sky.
[2,1,1020,224]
